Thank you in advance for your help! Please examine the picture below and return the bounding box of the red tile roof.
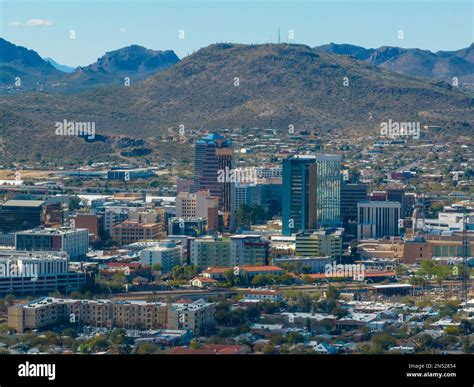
[202,267,231,274]
[241,265,284,272]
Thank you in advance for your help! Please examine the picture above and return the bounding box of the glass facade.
[315,155,341,228]
[282,156,317,235]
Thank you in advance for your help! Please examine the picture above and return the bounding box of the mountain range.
[0,38,63,91]
[0,38,180,93]
[44,58,75,73]
[0,39,472,164]
[314,43,474,83]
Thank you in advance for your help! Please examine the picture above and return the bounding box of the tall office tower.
[231,182,283,218]
[282,156,317,236]
[315,154,342,228]
[340,182,368,225]
[387,187,406,217]
[194,134,233,222]
[357,201,401,240]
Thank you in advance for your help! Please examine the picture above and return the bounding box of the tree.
[63,328,77,338]
[371,333,396,350]
[287,331,304,345]
[112,272,127,283]
[171,265,198,281]
[69,291,83,299]
[331,306,349,319]
[223,269,236,286]
[135,342,159,354]
[438,301,460,318]
[109,328,127,346]
[414,334,437,352]
[245,305,261,321]
[326,285,340,301]
[409,276,426,286]
[260,301,279,314]
[43,331,59,345]
[68,196,82,211]
[461,336,472,354]
[235,204,269,228]
[444,326,460,336]
[395,264,409,276]
[4,294,15,307]
[88,335,109,352]
[251,274,271,287]
[262,342,277,355]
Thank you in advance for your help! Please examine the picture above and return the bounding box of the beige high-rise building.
[176,190,219,232]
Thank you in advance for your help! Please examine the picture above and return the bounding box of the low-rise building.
[15,227,89,261]
[113,220,163,246]
[235,265,285,279]
[241,289,282,302]
[8,297,215,334]
[0,251,85,295]
[139,240,183,273]
[295,229,343,258]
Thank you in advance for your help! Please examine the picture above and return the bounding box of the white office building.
[357,201,401,240]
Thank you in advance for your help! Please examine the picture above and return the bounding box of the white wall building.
[357,201,401,240]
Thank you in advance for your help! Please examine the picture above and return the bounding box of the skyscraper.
[282,156,317,236]
[194,133,233,220]
[340,182,368,225]
[315,154,342,228]
[387,187,406,217]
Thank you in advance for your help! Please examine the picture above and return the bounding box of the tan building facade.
[9,298,215,334]
[113,221,163,246]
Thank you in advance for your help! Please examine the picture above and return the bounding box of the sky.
[1,0,473,67]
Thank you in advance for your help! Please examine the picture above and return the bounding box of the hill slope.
[0,43,472,163]
[0,38,63,91]
[64,45,180,90]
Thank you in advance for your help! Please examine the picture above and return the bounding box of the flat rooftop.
[371,284,413,289]
[2,200,45,207]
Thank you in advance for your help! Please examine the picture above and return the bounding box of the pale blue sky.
[1,0,472,67]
